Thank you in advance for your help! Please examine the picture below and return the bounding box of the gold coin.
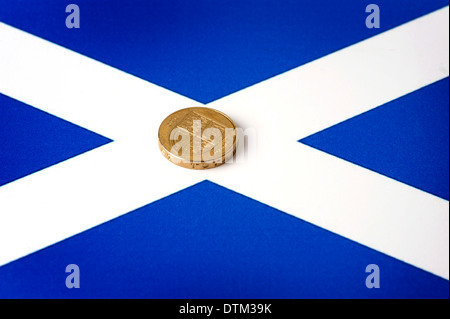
[158,107,237,169]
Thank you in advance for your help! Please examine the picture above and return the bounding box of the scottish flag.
[0,0,448,298]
